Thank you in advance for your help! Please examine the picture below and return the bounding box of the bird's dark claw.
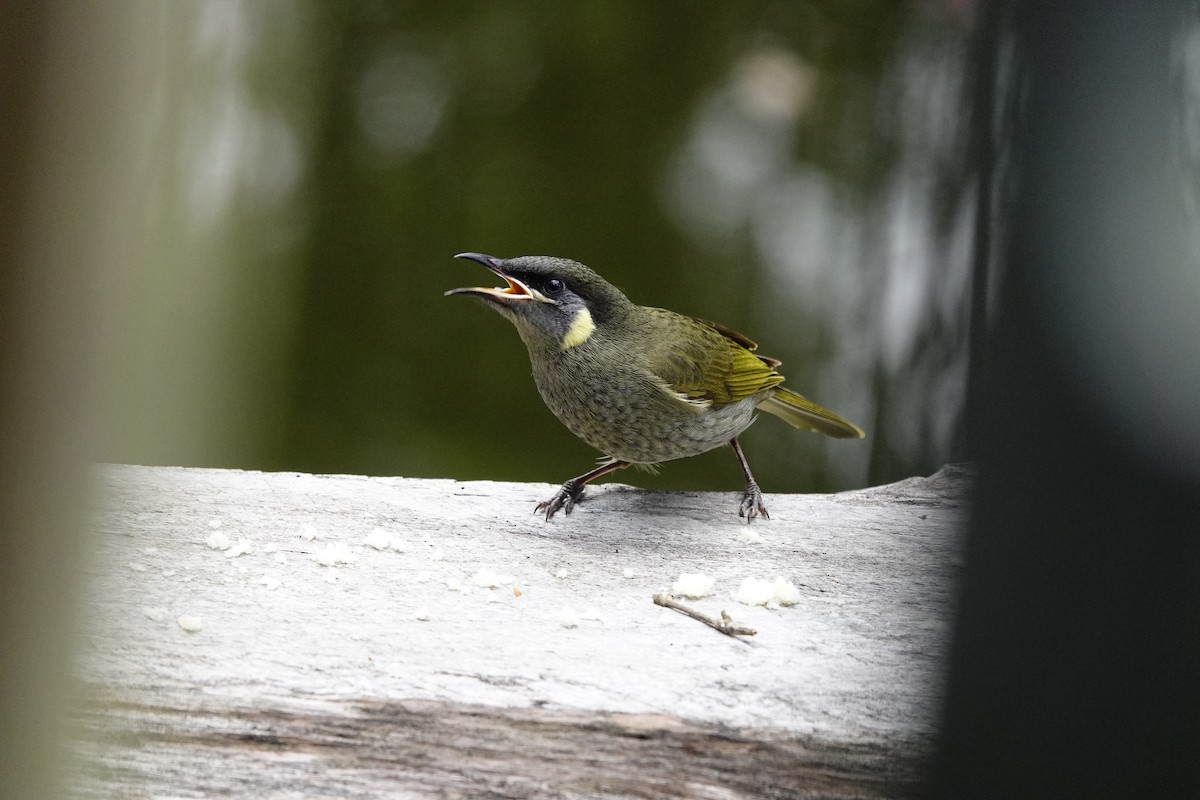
[738,480,770,522]
[535,480,586,521]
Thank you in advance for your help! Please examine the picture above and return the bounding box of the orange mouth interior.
[500,275,529,296]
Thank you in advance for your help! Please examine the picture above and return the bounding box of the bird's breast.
[529,350,760,464]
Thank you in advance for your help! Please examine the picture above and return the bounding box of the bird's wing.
[642,308,784,409]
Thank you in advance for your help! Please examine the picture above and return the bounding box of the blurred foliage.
[106,0,978,494]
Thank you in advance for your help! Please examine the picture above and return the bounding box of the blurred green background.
[97,0,977,493]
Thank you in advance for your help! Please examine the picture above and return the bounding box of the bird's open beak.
[445,252,536,303]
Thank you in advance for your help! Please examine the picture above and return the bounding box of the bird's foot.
[535,480,585,521]
[738,480,770,522]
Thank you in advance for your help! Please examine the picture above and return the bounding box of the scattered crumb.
[224,538,253,558]
[470,569,513,588]
[512,586,523,597]
[732,578,774,606]
[363,528,392,550]
[161,569,177,578]
[128,562,147,572]
[555,607,580,628]
[413,607,431,621]
[554,568,569,579]
[446,577,464,592]
[622,567,635,579]
[143,546,159,555]
[205,531,232,551]
[142,606,169,623]
[260,575,281,591]
[772,580,802,606]
[177,615,203,632]
[299,525,318,541]
[733,577,802,608]
[737,528,764,544]
[207,519,222,530]
[314,542,355,566]
[672,572,715,599]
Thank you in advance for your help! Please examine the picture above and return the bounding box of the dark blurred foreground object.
[935,3,1200,798]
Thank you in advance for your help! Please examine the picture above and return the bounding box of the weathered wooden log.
[71,464,967,799]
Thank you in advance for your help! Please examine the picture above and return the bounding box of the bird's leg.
[536,459,629,521]
[730,437,769,522]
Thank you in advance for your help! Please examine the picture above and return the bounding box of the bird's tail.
[758,387,865,439]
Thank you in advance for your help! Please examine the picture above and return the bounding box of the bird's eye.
[544,278,565,295]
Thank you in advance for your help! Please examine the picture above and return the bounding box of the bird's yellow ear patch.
[560,306,596,349]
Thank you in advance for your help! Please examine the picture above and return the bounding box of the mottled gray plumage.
[446,253,864,521]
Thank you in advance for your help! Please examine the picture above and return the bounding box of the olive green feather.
[759,387,865,438]
[642,308,784,406]
[645,309,863,438]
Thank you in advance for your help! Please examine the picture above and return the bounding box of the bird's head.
[446,253,633,353]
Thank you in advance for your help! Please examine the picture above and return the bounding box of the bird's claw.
[738,481,770,522]
[535,481,585,521]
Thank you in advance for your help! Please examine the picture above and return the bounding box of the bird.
[445,253,864,521]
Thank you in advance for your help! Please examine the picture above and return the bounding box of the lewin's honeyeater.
[446,253,864,521]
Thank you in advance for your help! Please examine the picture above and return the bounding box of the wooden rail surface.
[70,464,968,798]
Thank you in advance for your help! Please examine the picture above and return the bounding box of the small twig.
[652,593,757,638]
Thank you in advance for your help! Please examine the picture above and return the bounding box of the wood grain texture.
[70,464,968,798]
